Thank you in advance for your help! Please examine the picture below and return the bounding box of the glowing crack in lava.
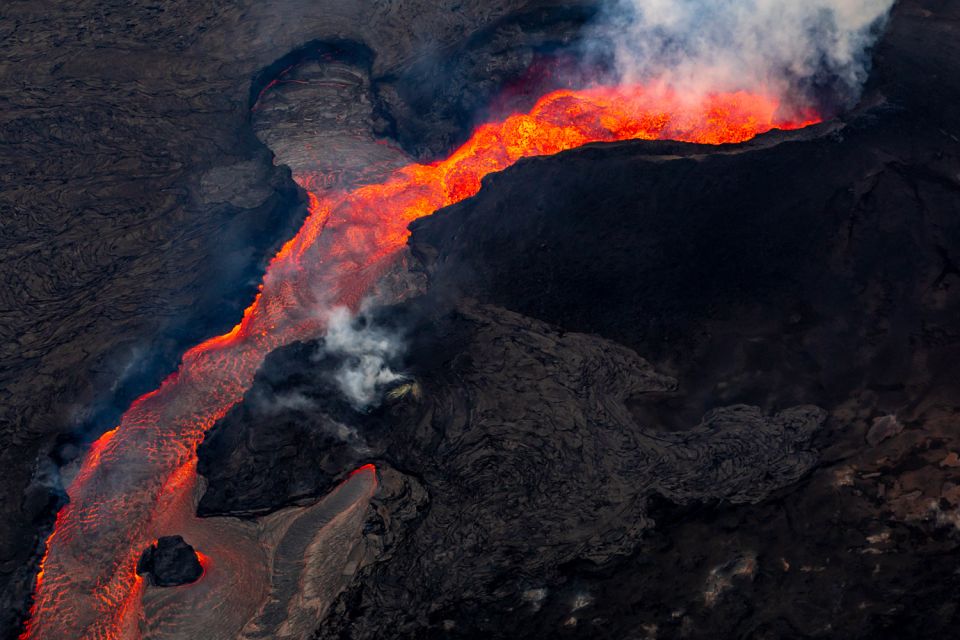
[22,85,819,639]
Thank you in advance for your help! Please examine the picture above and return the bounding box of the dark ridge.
[247,39,377,112]
[478,3,600,39]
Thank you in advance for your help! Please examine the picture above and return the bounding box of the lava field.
[2,1,959,639]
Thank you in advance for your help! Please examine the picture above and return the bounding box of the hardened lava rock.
[308,303,826,639]
[198,300,825,638]
[136,536,204,588]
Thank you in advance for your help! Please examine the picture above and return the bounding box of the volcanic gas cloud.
[22,0,900,633]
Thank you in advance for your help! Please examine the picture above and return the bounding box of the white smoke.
[254,390,317,414]
[249,390,370,449]
[320,305,406,409]
[592,0,895,112]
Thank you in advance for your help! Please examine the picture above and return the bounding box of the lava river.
[21,84,819,639]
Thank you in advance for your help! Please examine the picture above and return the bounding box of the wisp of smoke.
[253,389,317,414]
[321,305,406,409]
[590,0,895,114]
[256,389,371,450]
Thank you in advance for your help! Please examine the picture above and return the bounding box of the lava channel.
[21,84,819,640]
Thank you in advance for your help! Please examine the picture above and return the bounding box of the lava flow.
[22,84,819,639]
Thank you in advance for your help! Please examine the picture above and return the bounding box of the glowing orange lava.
[21,84,818,639]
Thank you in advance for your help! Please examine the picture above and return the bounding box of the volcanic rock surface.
[199,301,826,636]
[136,536,203,588]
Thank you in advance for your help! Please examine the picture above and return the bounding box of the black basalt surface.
[136,536,203,588]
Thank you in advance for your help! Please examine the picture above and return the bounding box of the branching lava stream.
[21,85,819,639]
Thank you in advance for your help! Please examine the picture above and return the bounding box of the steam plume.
[320,305,405,409]
[591,0,895,113]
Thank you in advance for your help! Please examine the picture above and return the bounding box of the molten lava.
[21,84,818,639]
